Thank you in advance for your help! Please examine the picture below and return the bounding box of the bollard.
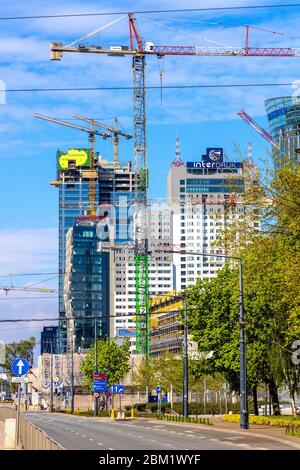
[131,408,135,419]
[111,408,116,420]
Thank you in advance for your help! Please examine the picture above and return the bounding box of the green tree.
[81,338,131,390]
[4,336,36,371]
[188,159,300,415]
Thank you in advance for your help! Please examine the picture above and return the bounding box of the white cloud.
[0,228,57,273]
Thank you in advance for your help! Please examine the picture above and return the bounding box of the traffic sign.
[93,372,107,380]
[110,384,124,394]
[156,386,162,394]
[105,391,111,399]
[93,392,100,398]
[11,377,29,384]
[93,379,107,393]
[11,358,29,376]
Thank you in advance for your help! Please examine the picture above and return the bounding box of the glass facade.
[69,223,110,351]
[265,96,300,163]
[58,177,91,352]
[41,326,59,354]
[185,178,244,194]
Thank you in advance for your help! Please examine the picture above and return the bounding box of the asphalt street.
[24,412,297,450]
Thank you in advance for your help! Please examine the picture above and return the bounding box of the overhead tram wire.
[3,83,298,93]
[0,314,167,322]
[0,4,299,20]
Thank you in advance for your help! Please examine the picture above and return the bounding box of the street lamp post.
[49,339,54,413]
[70,332,74,414]
[239,260,248,429]
[166,249,248,430]
[94,318,98,417]
[183,296,189,418]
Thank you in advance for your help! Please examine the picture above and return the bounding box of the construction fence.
[0,406,63,450]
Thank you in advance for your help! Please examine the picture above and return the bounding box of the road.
[24,412,297,450]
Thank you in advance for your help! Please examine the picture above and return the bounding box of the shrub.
[223,414,300,427]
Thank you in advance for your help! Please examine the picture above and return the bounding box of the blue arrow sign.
[156,386,162,394]
[109,384,124,394]
[11,358,29,376]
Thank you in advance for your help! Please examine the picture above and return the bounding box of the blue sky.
[0,0,300,348]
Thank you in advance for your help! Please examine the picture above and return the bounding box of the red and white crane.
[49,13,300,356]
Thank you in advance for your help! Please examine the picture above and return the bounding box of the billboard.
[58,148,91,170]
[117,328,136,337]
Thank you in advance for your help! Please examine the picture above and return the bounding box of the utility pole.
[49,339,53,413]
[94,318,98,417]
[239,260,248,429]
[70,332,74,414]
[183,296,189,418]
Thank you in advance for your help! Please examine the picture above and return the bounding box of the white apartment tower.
[168,141,259,291]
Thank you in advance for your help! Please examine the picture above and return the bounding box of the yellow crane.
[73,115,132,166]
[34,113,111,216]
[1,286,57,295]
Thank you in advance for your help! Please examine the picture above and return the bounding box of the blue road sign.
[11,358,30,376]
[156,386,162,394]
[93,379,107,393]
[110,384,124,394]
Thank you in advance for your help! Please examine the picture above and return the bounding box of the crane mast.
[128,13,150,356]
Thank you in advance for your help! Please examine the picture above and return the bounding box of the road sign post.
[11,358,30,446]
[156,386,162,416]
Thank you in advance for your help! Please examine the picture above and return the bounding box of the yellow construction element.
[59,148,89,170]
[131,407,135,419]
[111,408,116,420]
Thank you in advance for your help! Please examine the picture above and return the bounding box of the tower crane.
[34,114,111,216]
[237,109,295,161]
[1,286,57,295]
[73,115,132,166]
[49,13,300,358]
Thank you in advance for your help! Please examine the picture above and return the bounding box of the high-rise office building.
[265,96,300,163]
[168,146,257,291]
[40,326,59,355]
[64,220,110,351]
[53,148,134,351]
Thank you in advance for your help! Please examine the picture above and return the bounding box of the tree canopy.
[81,338,131,389]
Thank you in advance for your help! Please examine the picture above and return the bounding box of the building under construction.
[52,148,135,352]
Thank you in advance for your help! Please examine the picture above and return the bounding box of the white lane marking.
[81,435,86,438]
[150,439,157,442]
[198,436,206,439]
[184,430,195,433]
[109,447,114,450]
[225,436,243,440]
[89,438,94,441]
[98,443,103,446]
[237,443,250,447]
[210,438,219,442]
[165,443,174,447]
[254,447,268,450]
[75,432,80,435]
